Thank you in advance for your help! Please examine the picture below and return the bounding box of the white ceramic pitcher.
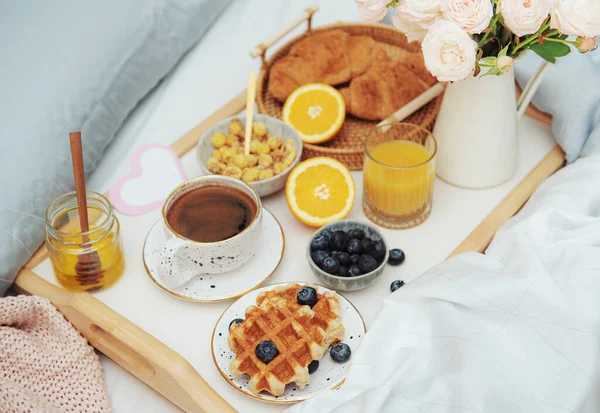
[433,62,550,189]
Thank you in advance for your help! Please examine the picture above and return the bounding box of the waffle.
[228,283,344,396]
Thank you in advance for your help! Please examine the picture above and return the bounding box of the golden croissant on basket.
[268,29,436,121]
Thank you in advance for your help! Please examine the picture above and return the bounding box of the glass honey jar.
[45,191,125,292]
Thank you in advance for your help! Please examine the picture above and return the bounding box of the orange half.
[285,157,355,227]
[282,84,346,144]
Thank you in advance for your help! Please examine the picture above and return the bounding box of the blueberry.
[337,252,351,266]
[228,318,244,330]
[330,343,351,363]
[361,237,374,254]
[350,254,361,265]
[359,254,378,273]
[255,340,279,364]
[321,229,333,241]
[311,250,329,268]
[337,265,349,277]
[348,265,363,277]
[388,249,405,266]
[297,286,318,307]
[347,238,364,255]
[348,228,366,240]
[322,257,340,275]
[370,240,386,260]
[310,235,330,252]
[331,230,349,251]
[330,250,341,259]
[390,280,405,292]
[308,360,319,374]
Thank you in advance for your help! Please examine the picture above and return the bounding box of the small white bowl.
[306,220,389,292]
[196,114,303,197]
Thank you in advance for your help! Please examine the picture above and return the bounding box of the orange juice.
[364,140,435,217]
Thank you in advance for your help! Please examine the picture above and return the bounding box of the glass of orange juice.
[363,122,437,229]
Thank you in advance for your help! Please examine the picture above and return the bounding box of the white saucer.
[142,208,284,302]
[211,282,366,404]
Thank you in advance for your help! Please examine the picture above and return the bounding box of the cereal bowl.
[196,114,303,197]
[306,220,389,292]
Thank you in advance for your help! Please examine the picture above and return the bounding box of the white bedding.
[288,153,600,413]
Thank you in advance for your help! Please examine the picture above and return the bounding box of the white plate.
[142,208,284,302]
[211,282,366,404]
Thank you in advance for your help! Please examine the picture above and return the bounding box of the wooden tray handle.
[13,268,237,413]
[250,5,319,68]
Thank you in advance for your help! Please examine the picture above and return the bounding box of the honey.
[45,191,125,292]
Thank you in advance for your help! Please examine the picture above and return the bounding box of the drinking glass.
[363,122,437,229]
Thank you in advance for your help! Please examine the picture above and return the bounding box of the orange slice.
[285,157,355,227]
[282,84,346,144]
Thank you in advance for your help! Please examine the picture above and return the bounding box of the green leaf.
[481,66,503,77]
[498,45,509,58]
[545,41,572,56]
[529,41,571,63]
[530,44,557,63]
[480,56,498,66]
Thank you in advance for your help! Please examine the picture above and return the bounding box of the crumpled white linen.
[287,153,600,413]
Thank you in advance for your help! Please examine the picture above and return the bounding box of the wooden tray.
[254,7,442,170]
[13,8,564,413]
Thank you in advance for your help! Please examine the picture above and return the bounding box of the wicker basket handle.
[250,5,319,68]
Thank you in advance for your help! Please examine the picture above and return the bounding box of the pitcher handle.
[516,61,552,119]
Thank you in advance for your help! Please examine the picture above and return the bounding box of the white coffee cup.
[157,175,262,289]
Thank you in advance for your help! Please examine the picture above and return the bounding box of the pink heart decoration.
[109,143,187,215]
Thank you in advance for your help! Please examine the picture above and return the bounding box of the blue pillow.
[515,48,600,163]
[0,0,232,295]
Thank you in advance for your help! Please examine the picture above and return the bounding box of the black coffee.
[166,185,257,243]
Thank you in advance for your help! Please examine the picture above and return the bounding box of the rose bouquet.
[355,0,600,82]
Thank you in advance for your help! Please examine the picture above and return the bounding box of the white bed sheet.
[288,154,600,413]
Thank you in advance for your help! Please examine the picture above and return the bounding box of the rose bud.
[577,37,598,53]
[497,55,514,73]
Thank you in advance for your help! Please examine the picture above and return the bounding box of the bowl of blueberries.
[307,220,394,291]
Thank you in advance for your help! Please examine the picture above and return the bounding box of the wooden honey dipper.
[69,132,103,291]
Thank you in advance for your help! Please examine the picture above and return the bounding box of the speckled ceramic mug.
[157,175,262,289]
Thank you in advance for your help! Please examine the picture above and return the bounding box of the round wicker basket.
[256,22,442,170]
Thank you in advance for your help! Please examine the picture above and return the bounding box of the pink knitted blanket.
[0,296,112,413]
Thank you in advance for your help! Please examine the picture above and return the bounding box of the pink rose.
[499,0,552,37]
[392,0,442,42]
[355,0,388,23]
[441,0,494,34]
[551,0,600,38]
[421,20,478,81]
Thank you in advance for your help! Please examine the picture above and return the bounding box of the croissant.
[340,50,432,121]
[267,30,378,102]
